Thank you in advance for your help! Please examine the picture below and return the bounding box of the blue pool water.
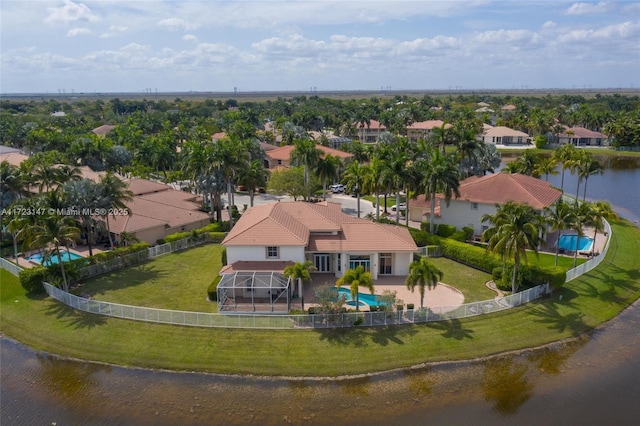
[337,287,386,307]
[557,235,594,252]
[26,251,84,265]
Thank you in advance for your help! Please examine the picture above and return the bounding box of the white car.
[330,184,345,193]
[391,203,407,212]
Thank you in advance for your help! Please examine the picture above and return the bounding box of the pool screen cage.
[217,272,292,313]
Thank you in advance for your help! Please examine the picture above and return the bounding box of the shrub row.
[90,242,151,264]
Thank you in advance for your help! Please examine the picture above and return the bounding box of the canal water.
[3,296,640,425]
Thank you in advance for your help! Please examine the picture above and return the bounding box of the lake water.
[3,296,640,424]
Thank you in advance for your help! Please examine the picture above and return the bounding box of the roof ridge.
[270,204,310,244]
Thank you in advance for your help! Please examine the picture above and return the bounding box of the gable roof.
[482,126,529,138]
[92,124,116,136]
[407,120,451,130]
[559,126,607,138]
[223,201,417,252]
[448,173,561,209]
[356,119,386,130]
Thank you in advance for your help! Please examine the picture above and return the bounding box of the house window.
[277,160,282,165]
[379,253,392,275]
[337,254,341,272]
[266,246,279,259]
[349,255,370,272]
[471,203,478,210]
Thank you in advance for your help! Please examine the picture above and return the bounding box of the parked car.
[391,203,407,212]
[330,184,345,193]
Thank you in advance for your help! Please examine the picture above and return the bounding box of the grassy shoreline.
[1,220,639,377]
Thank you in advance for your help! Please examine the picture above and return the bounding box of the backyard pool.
[557,234,594,252]
[26,251,84,265]
[337,288,386,308]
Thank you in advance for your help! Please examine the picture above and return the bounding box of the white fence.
[0,257,23,276]
[41,281,549,329]
[565,219,612,282]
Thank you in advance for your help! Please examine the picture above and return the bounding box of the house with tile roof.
[481,126,530,145]
[355,119,386,143]
[409,173,561,236]
[221,201,417,281]
[263,144,353,170]
[556,126,609,146]
[406,120,452,142]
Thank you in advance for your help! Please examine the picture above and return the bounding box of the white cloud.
[157,17,198,31]
[565,2,611,15]
[67,27,91,37]
[558,21,640,43]
[109,25,128,32]
[542,21,557,30]
[44,0,99,25]
[183,34,198,42]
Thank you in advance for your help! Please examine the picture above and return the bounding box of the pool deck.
[14,244,108,269]
[545,226,607,257]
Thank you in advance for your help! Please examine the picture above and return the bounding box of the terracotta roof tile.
[559,126,607,138]
[266,144,353,161]
[125,178,172,196]
[482,126,529,137]
[407,120,451,130]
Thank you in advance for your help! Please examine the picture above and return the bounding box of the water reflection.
[481,357,533,415]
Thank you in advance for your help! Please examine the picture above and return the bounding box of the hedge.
[90,242,151,263]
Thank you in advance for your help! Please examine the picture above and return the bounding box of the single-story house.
[221,201,418,281]
[481,126,530,145]
[108,178,210,244]
[92,125,116,137]
[409,173,561,236]
[557,126,609,147]
[263,144,353,170]
[406,120,451,142]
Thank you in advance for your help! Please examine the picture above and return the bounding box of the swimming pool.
[337,287,386,307]
[26,251,84,265]
[557,235,594,252]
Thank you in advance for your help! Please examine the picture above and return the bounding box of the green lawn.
[428,257,494,302]
[362,194,406,208]
[1,220,639,377]
[78,244,224,312]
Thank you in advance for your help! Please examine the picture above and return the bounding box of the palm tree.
[63,179,103,256]
[431,122,453,155]
[552,143,576,194]
[29,213,80,292]
[283,260,317,311]
[576,154,604,202]
[535,156,559,182]
[290,139,322,200]
[315,154,340,201]
[342,160,366,217]
[362,156,386,220]
[0,160,25,208]
[405,257,443,309]
[337,265,374,312]
[482,201,544,293]
[570,201,592,267]
[237,159,268,207]
[98,172,134,250]
[544,199,575,266]
[588,201,618,257]
[422,149,461,234]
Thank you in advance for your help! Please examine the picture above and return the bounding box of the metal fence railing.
[41,281,549,329]
[565,219,612,282]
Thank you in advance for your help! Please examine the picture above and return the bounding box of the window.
[266,246,279,259]
[379,253,392,275]
[277,160,282,165]
[471,203,478,210]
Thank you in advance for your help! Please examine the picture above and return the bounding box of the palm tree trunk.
[322,178,327,201]
[375,191,380,220]
[575,179,581,205]
[227,181,234,228]
[554,233,561,266]
[512,255,520,294]
[299,277,305,311]
[106,215,115,250]
[583,178,589,202]
[249,191,255,207]
[356,194,361,218]
[405,193,410,227]
[573,237,579,267]
[56,246,68,292]
[395,192,401,223]
[429,192,436,234]
[560,168,566,194]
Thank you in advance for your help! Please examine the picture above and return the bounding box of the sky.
[1,1,639,94]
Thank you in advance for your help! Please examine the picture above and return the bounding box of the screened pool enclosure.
[217,272,292,313]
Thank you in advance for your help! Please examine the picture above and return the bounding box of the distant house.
[355,119,386,143]
[92,125,116,137]
[263,144,353,170]
[501,104,517,112]
[557,126,609,147]
[108,179,210,245]
[221,201,418,280]
[481,126,530,145]
[410,173,561,236]
[406,120,451,143]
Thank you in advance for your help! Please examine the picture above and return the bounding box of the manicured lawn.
[428,257,494,302]
[77,244,224,312]
[362,194,406,208]
[1,220,639,377]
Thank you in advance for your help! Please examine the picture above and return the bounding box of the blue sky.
[1,1,639,93]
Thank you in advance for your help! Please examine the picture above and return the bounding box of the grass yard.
[428,257,494,302]
[1,220,639,377]
[77,244,224,312]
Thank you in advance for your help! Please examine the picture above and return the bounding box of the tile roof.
[559,126,607,138]
[356,119,386,130]
[125,178,172,196]
[92,125,116,136]
[482,126,529,138]
[223,201,417,252]
[265,144,353,161]
[0,152,29,167]
[407,120,451,130]
[448,173,561,209]
[220,260,295,274]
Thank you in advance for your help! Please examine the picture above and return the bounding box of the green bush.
[207,275,222,301]
[307,307,316,314]
[450,231,468,242]
[535,135,548,149]
[90,242,151,263]
[221,247,227,266]
[208,232,227,243]
[18,266,47,295]
[408,228,441,246]
[436,224,457,238]
[439,238,502,273]
[492,267,503,282]
[156,238,166,245]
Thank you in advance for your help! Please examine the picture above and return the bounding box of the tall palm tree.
[315,154,340,201]
[98,172,134,249]
[552,144,577,195]
[362,156,386,220]
[535,156,559,182]
[237,159,268,207]
[381,147,410,223]
[342,160,366,218]
[283,260,317,311]
[422,149,461,234]
[0,160,25,208]
[588,201,618,257]
[570,201,592,267]
[544,199,575,266]
[576,154,604,202]
[482,201,544,293]
[29,214,80,292]
[63,178,103,256]
[290,139,322,200]
[337,265,374,312]
[431,122,453,155]
[405,257,443,309]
